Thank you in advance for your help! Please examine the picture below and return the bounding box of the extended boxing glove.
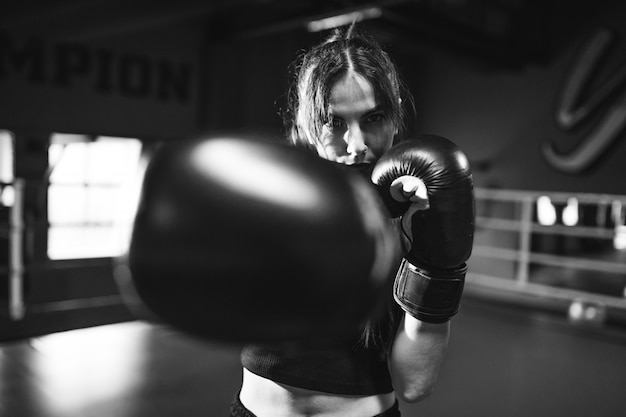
[371,135,475,323]
[115,136,400,343]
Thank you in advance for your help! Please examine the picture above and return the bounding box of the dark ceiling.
[0,0,604,67]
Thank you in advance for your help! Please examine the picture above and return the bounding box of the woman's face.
[313,72,396,165]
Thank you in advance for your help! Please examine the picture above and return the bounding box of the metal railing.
[467,187,626,320]
[1,179,26,320]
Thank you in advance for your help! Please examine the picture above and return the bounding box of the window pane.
[47,136,143,260]
[87,138,142,184]
[85,187,118,223]
[49,143,88,184]
[48,185,86,224]
[48,226,124,260]
[0,130,14,183]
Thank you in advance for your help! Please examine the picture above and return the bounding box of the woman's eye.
[365,113,385,123]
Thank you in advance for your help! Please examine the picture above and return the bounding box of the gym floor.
[2,298,626,417]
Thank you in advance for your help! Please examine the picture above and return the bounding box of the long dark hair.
[284,24,413,357]
[283,24,414,153]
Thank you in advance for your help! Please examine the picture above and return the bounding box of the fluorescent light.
[537,196,557,226]
[307,7,383,32]
[562,197,579,226]
[614,225,626,250]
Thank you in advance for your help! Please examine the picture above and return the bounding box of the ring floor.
[2,297,626,417]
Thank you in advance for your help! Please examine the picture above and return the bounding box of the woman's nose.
[345,127,367,155]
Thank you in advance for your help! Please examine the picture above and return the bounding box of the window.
[0,130,14,184]
[0,130,15,210]
[47,135,144,260]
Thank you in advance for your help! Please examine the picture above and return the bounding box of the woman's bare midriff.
[239,368,396,417]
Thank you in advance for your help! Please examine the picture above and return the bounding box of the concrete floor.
[2,297,625,417]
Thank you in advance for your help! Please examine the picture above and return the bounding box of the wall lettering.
[0,31,193,103]
[542,28,626,173]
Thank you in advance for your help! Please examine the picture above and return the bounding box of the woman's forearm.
[389,313,450,403]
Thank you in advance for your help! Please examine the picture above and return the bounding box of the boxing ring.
[467,187,626,326]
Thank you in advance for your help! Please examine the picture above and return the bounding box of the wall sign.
[0,31,193,103]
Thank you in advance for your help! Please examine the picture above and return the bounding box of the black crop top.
[241,337,394,395]
[242,217,404,396]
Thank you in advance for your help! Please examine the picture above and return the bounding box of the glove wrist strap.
[393,259,466,323]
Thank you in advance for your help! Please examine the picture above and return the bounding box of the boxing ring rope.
[467,187,626,320]
[8,179,26,320]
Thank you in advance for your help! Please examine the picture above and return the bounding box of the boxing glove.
[371,135,475,323]
[115,136,400,343]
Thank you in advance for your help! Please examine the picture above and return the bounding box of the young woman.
[231,25,450,417]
